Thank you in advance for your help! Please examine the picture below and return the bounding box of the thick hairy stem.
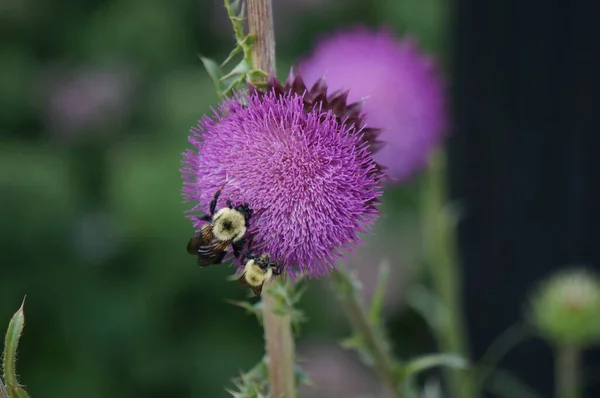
[247,1,295,397]
[247,0,275,76]
[261,280,296,398]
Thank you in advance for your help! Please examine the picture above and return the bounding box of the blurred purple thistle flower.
[181,73,384,278]
[298,26,447,182]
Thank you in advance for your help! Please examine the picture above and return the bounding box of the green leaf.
[472,323,532,393]
[369,259,390,325]
[199,56,224,94]
[402,353,468,378]
[339,334,364,351]
[222,76,247,98]
[405,284,446,335]
[294,362,312,387]
[220,45,244,68]
[227,300,264,324]
[486,368,540,398]
[227,357,270,398]
[2,297,30,398]
[224,0,246,41]
[221,59,251,81]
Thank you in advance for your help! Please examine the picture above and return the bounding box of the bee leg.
[209,185,225,215]
[239,249,257,261]
[232,238,247,258]
[272,263,284,276]
[226,199,233,209]
[198,214,212,222]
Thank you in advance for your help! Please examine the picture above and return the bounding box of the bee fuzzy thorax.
[211,207,247,242]
[243,259,273,287]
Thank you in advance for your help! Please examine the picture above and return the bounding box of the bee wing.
[186,232,202,254]
[196,239,230,267]
[250,284,264,296]
[237,273,249,287]
[186,225,214,254]
[197,250,226,267]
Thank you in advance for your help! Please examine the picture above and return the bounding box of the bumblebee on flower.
[182,71,385,282]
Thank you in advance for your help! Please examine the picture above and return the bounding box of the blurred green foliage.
[0,0,445,396]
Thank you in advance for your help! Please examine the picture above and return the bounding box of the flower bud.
[528,268,600,346]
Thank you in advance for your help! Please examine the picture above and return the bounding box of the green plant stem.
[422,149,471,398]
[556,343,581,398]
[472,323,532,394]
[331,268,402,398]
[246,0,295,396]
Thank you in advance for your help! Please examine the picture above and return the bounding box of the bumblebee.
[237,252,284,296]
[187,184,253,266]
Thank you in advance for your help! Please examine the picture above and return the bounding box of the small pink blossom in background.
[39,64,135,140]
[298,26,447,183]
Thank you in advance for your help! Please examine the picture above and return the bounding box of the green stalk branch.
[556,343,581,398]
[422,149,471,398]
[331,268,402,398]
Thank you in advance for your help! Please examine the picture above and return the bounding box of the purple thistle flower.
[298,26,447,182]
[181,75,384,278]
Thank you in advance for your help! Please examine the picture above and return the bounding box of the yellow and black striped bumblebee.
[187,185,253,266]
[236,250,284,296]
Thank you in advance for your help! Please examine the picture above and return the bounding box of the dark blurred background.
[451,1,600,397]
[2,0,599,396]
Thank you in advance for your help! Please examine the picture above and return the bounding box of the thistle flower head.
[182,73,384,278]
[298,26,447,182]
[528,268,600,346]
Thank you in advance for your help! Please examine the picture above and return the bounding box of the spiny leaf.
[340,334,374,366]
[221,60,251,81]
[199,56,224,95]
[2,297,30,398]
[227,299,264,324]
[294,363,312,387]
[265,279,307,334]
[401,353,469,378]
[369,259,390,325]
[227,358,270,398]
[247,69,269,82]
[222,76,247,98]
[486,368,541,398]
[221,45,244,68]
[224,0,246,42]
[405,284,446,335]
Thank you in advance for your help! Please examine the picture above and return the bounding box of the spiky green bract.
[2,298,30,398]
[226,356,310,398]
[528,268,600,346]
[200,0,267,98]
